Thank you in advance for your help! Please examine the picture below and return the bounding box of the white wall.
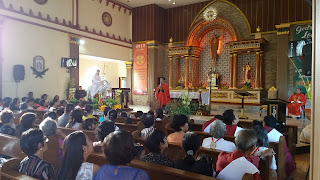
[79,57,127,90]
[2,19,70,99]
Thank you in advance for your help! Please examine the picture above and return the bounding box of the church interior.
[0,0,320,179]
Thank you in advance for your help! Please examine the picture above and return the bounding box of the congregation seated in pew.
[94,130,150,180]
[202,120,236,152]
[141,114,155,139]
[0,109,16,136]
[55,131,100,180]
[18,112,36,137]
[57,103,74,127]
[83,118,99,131]
[66,109,83,130]
[9,98,20,112]
[141,129,174,167]
[39,118,66,158]
[222,109,243,136]
[263,115,294,176]
[167,114,189,146]
[82,105,97,121]
[251,125,277,178]
[93,121,116,152]
[19,129,54,180]
[216,129,275,180]
[174,132,213,177]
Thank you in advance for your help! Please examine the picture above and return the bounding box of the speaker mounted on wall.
[13,65,25,82]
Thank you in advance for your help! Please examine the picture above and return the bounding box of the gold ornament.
[203,7,218,22]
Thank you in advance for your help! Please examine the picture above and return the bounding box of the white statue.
[86,69,112,100]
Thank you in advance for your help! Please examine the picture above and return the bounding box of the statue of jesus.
[210,35,219,66]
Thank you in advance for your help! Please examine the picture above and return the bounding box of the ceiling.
[114,0,209,9]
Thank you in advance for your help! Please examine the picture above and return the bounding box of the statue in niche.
[207,67,219,89]
[210,34,223,66]
[242,62,252,88]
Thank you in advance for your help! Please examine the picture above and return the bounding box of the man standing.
[156,77,171,109]
[287,88,307,118]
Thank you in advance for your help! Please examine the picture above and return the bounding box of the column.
[125,62,133,104]
[196,57,200,87]
[255,51,260,89]
[0,22,3,97]
[229,54,233,88]
[276,23,290,100]
[232,53,237,88]
[69,34,80,89]
[191,56,196,88]
[259,52,263,89]
[185,56,189,89]
[169,56,173,88]
[176,58,179,85]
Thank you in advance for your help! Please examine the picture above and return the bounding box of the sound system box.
[13,65,25,81]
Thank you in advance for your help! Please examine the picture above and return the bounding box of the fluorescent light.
[173,2,176,4]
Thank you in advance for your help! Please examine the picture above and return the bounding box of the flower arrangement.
[220,83,229,89]
[165,92,193,120]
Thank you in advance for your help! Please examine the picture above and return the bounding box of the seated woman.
[82,105,96,121]
[251,125,277,178]
[9,98,20,112]
[18,112,36,137]
[141,114,155,139]
[155,108,165,121]
[26,98,34,109]
[55,131,100,180]
[202,120,236,152]
[263,115,294,176]
[174,132,213,176]
[49,99,60,111]
[66,109,83,129]
[19,129,54,180]
[141,129,174,167]
[167,114,189,146]
[94,130,150,180]
[93,121,115,152]
[99,106,111,122]
[83,118,99,130]
[106,109,119,131]
[0,109,16,136]
[39,118,66,158]
[215,129,274,180]
[37,99,49,111]
[222,109,243,136]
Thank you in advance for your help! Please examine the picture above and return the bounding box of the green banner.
[291,24,312,100]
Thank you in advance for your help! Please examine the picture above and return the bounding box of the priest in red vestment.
[287,88,307,118]
[156,77,171,109]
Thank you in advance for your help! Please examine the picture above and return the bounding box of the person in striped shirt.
[19,129,54,180]
[141,114,155,139]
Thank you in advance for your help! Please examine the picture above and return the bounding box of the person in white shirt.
[202,120,236,152]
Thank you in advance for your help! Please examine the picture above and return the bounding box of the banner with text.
[291,24,312,100]
[133,43,148,95]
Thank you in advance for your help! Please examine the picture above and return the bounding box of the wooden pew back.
[0,134,25,159]
[0,158,39,180]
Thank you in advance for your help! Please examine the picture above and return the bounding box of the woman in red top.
[222,109,243,136]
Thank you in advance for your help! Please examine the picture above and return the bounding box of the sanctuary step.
[210,102,261,115]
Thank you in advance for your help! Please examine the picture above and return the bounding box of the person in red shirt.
[156,77,171,109]
[287,88,307,118]
[201,115,222,132]
[222,109,243,136]
[216,129,275,180]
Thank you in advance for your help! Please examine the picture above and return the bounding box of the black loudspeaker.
[301,43,312,76]
[13,65,25,81]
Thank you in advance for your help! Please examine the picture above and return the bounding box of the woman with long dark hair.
[174,132,213,176]
[18,112,36,137]
[9,98,20,112]
[55,131,99,180]
[66,109,83,129]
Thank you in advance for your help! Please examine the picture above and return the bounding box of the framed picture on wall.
[33,56,45,72]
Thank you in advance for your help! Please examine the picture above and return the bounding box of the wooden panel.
[132,0,312,42]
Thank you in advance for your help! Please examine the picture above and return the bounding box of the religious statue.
[207,67,219,89]
[210,34,223,66]
[242,62,252,88]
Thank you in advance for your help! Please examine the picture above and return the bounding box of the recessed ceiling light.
[169,0,171,1]
[173,2,176,4]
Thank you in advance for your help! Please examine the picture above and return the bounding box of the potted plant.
[165,92,192,120]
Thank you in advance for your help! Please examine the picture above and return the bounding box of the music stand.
[235,91,253,119]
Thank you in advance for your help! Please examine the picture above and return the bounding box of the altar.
[169,89,261,105]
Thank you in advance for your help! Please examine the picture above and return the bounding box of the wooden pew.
[115,117,140,124]
[58,127,98,142]
[0,134,25,159]
[0,158,39,180]
[86,152,219,180]
[43,136,60,169]
[163,143,272,180]
[115,122,144,133]
[189,120,297,161]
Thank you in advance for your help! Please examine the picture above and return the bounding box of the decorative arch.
[189,0,251,35]
[185,16,238,47]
